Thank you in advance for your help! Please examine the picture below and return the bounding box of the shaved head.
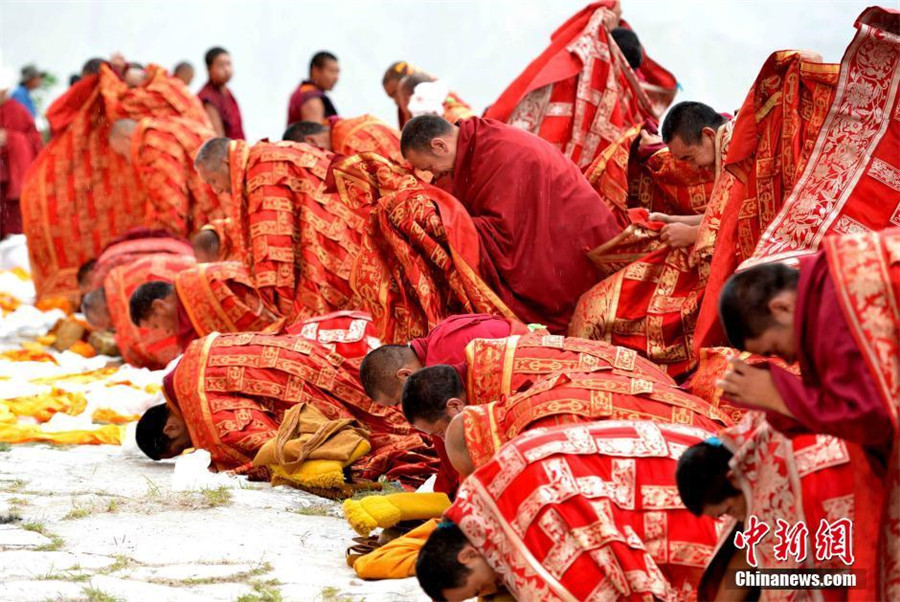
[194,137,232,195]
[108,119,138,158]
[82,288,111,330]
[359,344,421,406]
[399,72,435,97]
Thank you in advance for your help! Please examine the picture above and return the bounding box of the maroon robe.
[451,117,619,333]
[0,98,43,238]
[198,82,244,140]
[409,313,521,498]
[766,252,893,452]
[286,80,338,126]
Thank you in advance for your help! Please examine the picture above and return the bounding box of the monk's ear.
[701,126,717,139]
[768,291,795,319]
[726,469,740,490]
[150,298,168,315]
[396,367,413,384]
[430,137,448,154]
[445,397,465,415]
[457,544,480,566]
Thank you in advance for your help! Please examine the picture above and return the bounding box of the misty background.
[0,0,875,139]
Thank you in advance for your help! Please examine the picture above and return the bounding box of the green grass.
[22,519,47,533]
[0,442,11,452]
[290,503,334,517]
[62,500,94,520]
[1,479,26,493]
[8,496,28,506]
[106,499,120,513]
[24,521,65,551]
[317,587,357,602]
[200,486,232,507]
[99,554,134,574]
[81,586,122,602]
[236,579,283,602]
[0,512,21,524]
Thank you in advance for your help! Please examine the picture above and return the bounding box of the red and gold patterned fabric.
[742,8,900,273]
[701,412,882,601]
[584,122,715,230]
[446,421,721,601]
[104,252,196,368]
[89,233,193,291]
[484,3,676,168]
[441,92,475,124]
[823,228,900,597]
[131,116,226,237]
[283,310,380,362]
[330,114,404,164]
[331,152,516,343]
[21,64,208,301]
[227,140,367,321]
[463,332,675,406]
[462,370,733,469]
[166,332,437,487]
[174,261,279,340]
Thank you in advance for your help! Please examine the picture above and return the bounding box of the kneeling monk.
[416,421,720,601]
[401,115,620,333]
[283,115,403,165]
[136,332,437,487]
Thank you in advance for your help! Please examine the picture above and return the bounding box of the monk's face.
[197,161,231,196]
[383,78,399,100]
[743,291,797,363]
[209,53,233,86]
[312,59,340,91]
[702,472,747,522]
[404,139,457,180]
[160,413,192,459]
[442,544,499,601]
[140,295,178,336]
[667,128,717,170]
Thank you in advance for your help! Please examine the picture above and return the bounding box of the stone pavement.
[0,444,429,602]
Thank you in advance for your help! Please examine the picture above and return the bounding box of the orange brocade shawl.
[484,2,676,168]
[446,421,720,601]
[174,261,278,339]
[462,370,733,470]
[105,252,196,369]
[21,64,209,302]
[331,153,516,343]
[167,332,437,486]
[330,114,404,165]
[227,140,366,321]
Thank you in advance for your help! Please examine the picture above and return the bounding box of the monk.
[194,137,365,321]
[287,51,339,125]
[84,252,196,368]
[173,62,194,87]
[381,61,414,127]
[0,74,43,239]
[191,218,237,263]
[401,115,620,333]
[129,261,278,351]
[197,47,244,139]
[135,331,436,488]
[108,117,226,237]
[676,413,882,601]
[417,421,721,601]
[360,313,528,497]
[396,73,474,125]
[283,115,403,164]
[405,366,732,475]
[484,1,678,168]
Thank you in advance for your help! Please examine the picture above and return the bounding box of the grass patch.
[81,586,122,602]
[0,442,11,452]
[99,554,134,574]
[25,521,65,551]
[8,496,28,506]
[200,486,232,508]
[62,499,94,520]
[22,519,47,533]
[41,567,91,582]
[106,499,120,513]
[236,579,283,602]
[1,479,26,493]
[317,587,356,602]
[290,503,334,517]
[0,512,21,524]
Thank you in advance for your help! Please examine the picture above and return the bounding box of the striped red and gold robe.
[329,114,404,164]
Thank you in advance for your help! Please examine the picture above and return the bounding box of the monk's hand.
[660,223,698,248]
[0,128,6,147]
[647,212,672,224]
[638,129,663,152]
[716,358,785,412]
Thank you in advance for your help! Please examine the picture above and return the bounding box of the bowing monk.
[191,219,235,263]
[401,115,620,332]
[135,332,435,487]
[283,115,403,164]
[128,261,278,351]
[194,137,365,321]
[416,421,720,601]
[108,117,226,237]
[0,74,43,239]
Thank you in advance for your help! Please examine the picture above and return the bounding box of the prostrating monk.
[21,63,210,301]
[401,115,620,333]
[677,413,882,601]
[417,421,721,601]
[381,61,415,128]
[484,1,677,168]
[287,51,340,125]
[0,75,43,239]
[197,47,244,140]
[361,313,528,497]
[194,137,365,321]
[136,332,437,488]
[396,73,474,125]
[283,115,403,164]
[84,252,196,368]
[78,228,192,297]
[108,117,226,237]
[406,366,732,476]
[129,261,278,351]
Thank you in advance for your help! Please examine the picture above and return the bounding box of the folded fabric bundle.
[342,491,451,537]
[352,518,439,579]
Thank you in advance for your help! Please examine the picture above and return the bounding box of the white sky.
[0,0,878,140]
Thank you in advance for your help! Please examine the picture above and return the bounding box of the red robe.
[89,233,193,291]
[198,81,244,140]
[408,313,526,498]
[0,98,43,238]
[452,117,619,333]
[287,80,338,125]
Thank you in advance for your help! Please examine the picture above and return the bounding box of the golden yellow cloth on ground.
[2,388,87,422]
[343,492,451,537]
[353,518,438,579]
[0,423,123,445]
